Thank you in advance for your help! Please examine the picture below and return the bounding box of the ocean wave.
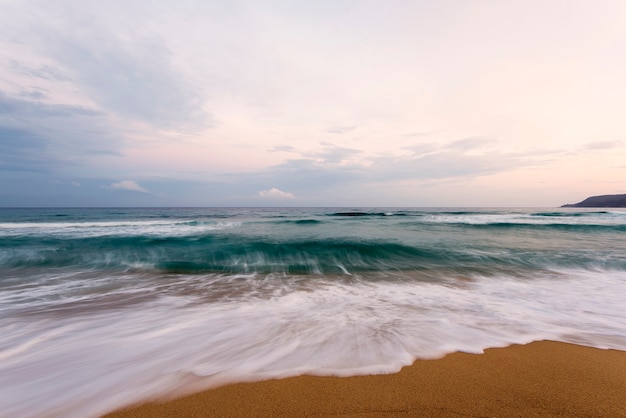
[452,222,626,232]
[1,207,626,418]
[2,233,625,276]
[2,268,625,418]
[0,220,242,239]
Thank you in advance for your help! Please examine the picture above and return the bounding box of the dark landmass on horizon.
[562,193,626,207]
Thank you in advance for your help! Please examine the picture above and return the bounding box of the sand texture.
[104,341,626,417]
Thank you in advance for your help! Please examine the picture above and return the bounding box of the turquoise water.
[1,207,626,417]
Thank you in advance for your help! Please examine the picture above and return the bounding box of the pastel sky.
[1,0,625,207]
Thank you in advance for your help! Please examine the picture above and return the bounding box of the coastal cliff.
[562,194,626,207]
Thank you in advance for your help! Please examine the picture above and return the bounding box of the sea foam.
[2,269,625,418]
[1,207,625,417]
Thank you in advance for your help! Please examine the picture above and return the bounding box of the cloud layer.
[1,1,625,206]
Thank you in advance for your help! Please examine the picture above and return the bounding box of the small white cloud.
[258,187,295,199]
[71,181,80,187]
[109,180,150,193]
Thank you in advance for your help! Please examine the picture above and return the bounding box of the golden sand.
[104,341,626,417]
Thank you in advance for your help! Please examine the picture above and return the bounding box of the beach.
[2,208,626,417]
[105,340,626,417]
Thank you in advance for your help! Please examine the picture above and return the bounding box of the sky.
[1,0,625,207]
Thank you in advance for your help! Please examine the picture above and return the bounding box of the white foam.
[422,211,626,226]
[0,220,241,238]
[1,269,625,418]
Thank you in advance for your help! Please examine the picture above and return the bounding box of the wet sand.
[104,340,626,417]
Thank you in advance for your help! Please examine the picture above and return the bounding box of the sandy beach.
[104,340,626,417]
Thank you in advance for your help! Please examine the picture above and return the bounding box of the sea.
[1,207,626,417]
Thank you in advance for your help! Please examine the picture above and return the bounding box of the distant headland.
[562,194,626,208]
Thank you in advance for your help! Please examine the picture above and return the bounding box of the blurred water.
[1,207,625,417]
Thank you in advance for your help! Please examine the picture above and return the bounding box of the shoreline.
[104,340,626,417]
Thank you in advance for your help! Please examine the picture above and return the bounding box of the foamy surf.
[1,207,625,417]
